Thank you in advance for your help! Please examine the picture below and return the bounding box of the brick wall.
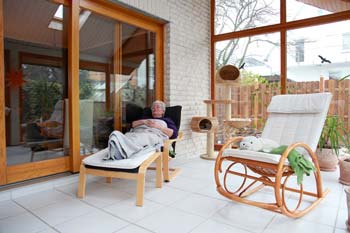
[111,0,211,158]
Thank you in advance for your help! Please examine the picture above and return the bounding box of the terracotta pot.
[339,156,350,185]
[316,148,338,171]
[345,187,350,231]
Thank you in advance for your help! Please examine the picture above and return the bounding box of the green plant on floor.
[318,115,349,156]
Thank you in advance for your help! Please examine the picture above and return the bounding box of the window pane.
[287,21,350,83]
[4,0,68,165]
[215,0,280,35]
[79,10,156,155]
[287,21,350,127]
[215,33,281,144]
[287,0,350,22]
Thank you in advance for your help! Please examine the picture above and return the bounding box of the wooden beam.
[123,49,154,58]
[113,23,122,130]
[280,0,287,94]
[80,0,165,33]
[213,10,350,43]
[6,157,70,184]
[210,0,215,113]
[68,0,80,172]
[155,27,164,101]
[0,0,6,185]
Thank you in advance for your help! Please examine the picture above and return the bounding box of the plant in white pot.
[317,115,344,171]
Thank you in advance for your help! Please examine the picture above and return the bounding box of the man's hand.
[145,120,162,129]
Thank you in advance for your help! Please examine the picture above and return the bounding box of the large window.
[213,0,350,146]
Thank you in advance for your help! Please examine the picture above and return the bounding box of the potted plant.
[317,115,345,171]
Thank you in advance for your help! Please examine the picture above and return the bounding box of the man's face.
[152,104,164,118]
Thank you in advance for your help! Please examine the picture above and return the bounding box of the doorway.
[0,0,164,185]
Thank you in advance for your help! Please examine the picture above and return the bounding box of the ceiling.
[3,0,148,62]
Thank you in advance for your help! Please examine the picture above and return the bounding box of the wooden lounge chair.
[77,103,182,206]
[125,103,183,182]
[214,93,332,218]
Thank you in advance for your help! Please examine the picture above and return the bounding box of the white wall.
[111,0,211,158]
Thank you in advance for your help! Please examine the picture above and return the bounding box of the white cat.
[239,136,279,153]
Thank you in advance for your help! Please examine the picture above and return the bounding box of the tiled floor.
[0,157,348,233]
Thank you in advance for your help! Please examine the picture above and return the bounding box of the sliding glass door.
[0,0,164,185]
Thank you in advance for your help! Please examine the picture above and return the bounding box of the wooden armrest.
[163,131,183,148]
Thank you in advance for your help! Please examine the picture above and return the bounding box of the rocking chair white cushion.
[223,93,332,162]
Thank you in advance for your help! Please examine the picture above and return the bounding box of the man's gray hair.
[152,100,166,112]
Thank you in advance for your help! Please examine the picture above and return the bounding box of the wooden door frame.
[0,0,165,184]
[0,0,6,185]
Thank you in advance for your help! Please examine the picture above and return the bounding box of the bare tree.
[215,0,278,69]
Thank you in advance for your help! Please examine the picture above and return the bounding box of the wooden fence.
[214,79,350,142]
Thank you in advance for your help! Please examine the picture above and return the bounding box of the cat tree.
[194,65,251,160]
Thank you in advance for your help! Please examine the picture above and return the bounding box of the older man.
[105,100,178,160]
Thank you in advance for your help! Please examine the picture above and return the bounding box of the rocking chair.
[214,93,332,218]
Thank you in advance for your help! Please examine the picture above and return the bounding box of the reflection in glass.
[79,11,156,155]
[215,33,281,144]
[215,0,280,35]
[4,0,68,165]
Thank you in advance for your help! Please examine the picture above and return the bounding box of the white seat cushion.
[222,149,289,165]
[83,147,157,169]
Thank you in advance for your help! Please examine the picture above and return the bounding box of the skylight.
[54,4,63,19]
[48,5,91,31]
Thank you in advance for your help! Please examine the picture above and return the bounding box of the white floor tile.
[170,193,228,218]
[136,207,205,233]
[32,199,95,226]
[336,208,348,230]
[11,182,54,199]
[264,214,334,233]
[0,191,11,202]
[166,176,208,193]
[14,190,73,210]
[144,186,189,205]
[0,200,26,219]
[54,209,128,233]
[195,183,230,201]
[179,165,215,182]
[340,188,348,210]
[191,219,251,233]
[0,212,49,233]
[212,202,276,233]
[334,229,348,233]
[104,198,164,222]
[36,228,59,233]
[301,202,338,226]
[79,186,132,208]
[115,224,153,233]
